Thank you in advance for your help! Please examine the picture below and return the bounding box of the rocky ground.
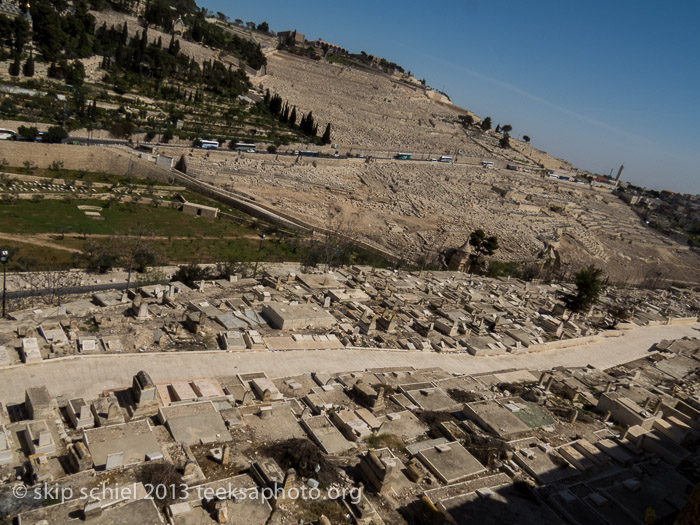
[177,146,700,285]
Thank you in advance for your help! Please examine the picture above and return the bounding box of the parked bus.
[234,142,256,152]
[439,156,453,163]
[0,128,16,140]
[395,152,412,160]
[199,139,219,150]
[297,150,319,157]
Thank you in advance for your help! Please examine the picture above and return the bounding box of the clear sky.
[202,0,700,193]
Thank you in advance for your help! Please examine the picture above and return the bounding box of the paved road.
[0,322,697,404]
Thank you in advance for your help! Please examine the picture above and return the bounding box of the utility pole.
[1,250,8,318]
[253,234,266,278]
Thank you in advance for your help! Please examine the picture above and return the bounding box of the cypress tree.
[269,94,282,115]
[22,51,34,77]
[120,23,128,45]
[168,35,181,57]
[9,56,20,77]
[302,111,315,135]
[322,123,331,144]
[139,29,148,54]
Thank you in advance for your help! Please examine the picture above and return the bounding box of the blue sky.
[203,0,700,193]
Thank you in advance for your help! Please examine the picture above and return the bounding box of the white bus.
[0,128,16,140]
[439,156,453,163]
[234,142,256,152]
[199,139,219,150]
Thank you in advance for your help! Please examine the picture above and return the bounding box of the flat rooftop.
[160,401,231,445]
[302,415,355,454]
[84,420,161,469]
[416,442,487,483]
[463,400,531,438]
[262,302,335,329]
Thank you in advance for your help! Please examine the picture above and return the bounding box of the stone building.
[277,30,305,46]
[448,240,471,271]
[181,201,219,218]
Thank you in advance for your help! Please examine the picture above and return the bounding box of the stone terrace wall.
[0,142,173,184]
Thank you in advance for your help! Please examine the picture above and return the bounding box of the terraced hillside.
[176,147,700,286]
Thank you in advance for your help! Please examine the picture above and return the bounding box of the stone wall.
[0,142,173,184]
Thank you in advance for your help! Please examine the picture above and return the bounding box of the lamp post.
[0,250,8,319]
[253,234,266,278]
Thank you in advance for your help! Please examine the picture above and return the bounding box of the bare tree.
[1,193,17,205]
[304,211,360,271]
[77,227,89,240]
[116,231,161,293]
[55,225,72,240]
[19,260,82,307]
[81,230,163,292]
[605,303,631,328]
[640,265,667,289]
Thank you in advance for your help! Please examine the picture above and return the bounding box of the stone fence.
[0,142,174,184]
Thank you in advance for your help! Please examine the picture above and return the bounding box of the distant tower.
[615,165,624,185]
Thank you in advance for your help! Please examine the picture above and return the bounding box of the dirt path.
[0,232,82,253]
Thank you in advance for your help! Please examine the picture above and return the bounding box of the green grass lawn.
[0,199,251,237]
[1,235,303,271]
[1,240,75,271]
[154,236,302,264]
[0,198,306,269]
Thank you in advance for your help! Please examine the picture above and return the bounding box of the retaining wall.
[0,142,174,184]
[524,332,617,354]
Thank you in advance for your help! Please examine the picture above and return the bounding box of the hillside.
[175,145,700,286]
[0,0,698,285]
[0,0,304,147]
